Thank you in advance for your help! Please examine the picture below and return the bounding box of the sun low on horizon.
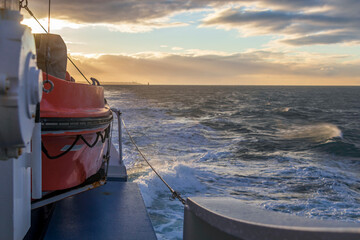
[22,0,360,86]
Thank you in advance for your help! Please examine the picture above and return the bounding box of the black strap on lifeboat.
[41,126,110,160]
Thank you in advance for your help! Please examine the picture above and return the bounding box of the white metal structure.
[0,1,43,239]
[0,0,18,10]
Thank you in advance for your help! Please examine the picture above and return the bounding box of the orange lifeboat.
[36,34,112,191]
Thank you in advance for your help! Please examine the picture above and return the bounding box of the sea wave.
[134,162,206,206]
[132,162,208,239]
[105,85,360,239]
[277,107,291,112]
[280,123,343,143]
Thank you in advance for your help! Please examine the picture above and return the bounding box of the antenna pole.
[48,0,51,33]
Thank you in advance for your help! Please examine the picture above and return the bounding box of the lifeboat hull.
[40,74,112,191]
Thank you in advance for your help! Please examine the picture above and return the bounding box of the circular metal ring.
[43,79,54,93]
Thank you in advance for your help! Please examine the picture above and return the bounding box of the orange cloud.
[66,52,360,86]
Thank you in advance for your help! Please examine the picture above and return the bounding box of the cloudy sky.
[22,0,360,85]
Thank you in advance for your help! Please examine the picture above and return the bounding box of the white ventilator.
[0,0,43,239]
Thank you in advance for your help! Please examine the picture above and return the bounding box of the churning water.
[105,86,360,239]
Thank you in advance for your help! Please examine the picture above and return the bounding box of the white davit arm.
[0,7,43,240]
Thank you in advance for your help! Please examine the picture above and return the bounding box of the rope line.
[21,4,92,85]
[67,57,91,84]
[42,135,80,160]
[121,118,186,205]
[41,128,110,160]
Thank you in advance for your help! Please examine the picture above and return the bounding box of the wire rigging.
[20,1,47,32]
[121,118,186,205]
[20,0,185,205]
[20,1,92,85]
[67,57,91,84]
[48,0,51,33]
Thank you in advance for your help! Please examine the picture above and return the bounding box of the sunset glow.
[22,0,360,85]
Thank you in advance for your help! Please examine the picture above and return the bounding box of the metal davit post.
[0,3,43,239]
[111,108,123,164]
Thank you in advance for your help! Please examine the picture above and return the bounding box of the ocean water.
[104,85,360,239]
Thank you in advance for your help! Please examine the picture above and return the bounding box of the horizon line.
[99,83,360,87]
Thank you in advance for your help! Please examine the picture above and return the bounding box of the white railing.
[111,108,123,163]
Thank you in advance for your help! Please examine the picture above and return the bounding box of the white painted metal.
[0,8,43,240]
[0,10,43,159]
[31,122,42,199]
[0,0,18,10]
[31,180,106,210]
[107,143,127,180]
[0,153,31,240]
[184,197,360,240]
[111,108,123,164]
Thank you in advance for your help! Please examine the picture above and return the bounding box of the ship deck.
[44,180,157,240]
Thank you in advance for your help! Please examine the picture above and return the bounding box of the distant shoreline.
[101,83,360,87]
[102,82,144,85]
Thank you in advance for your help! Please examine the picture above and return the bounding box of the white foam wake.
[133,161,206,206]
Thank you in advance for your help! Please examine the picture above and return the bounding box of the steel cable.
[121,118,186,205]
[20,3,92,85]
